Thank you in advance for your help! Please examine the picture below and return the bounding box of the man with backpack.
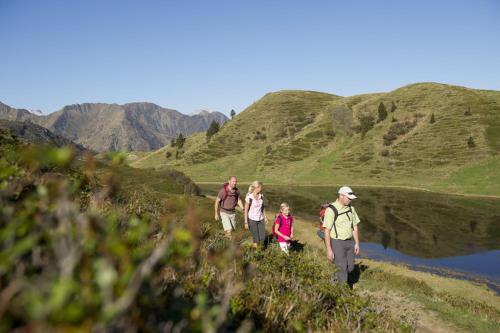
[214,176,244,238]
[323,186,361,284]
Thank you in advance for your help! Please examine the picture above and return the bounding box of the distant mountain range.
[0,102,227,152]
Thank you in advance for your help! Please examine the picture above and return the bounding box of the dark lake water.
[202,184,500,291]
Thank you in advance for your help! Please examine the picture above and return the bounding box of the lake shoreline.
[206,186,500,294]
[288,213,500,296]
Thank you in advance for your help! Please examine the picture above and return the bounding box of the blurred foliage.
[0,128,409,332]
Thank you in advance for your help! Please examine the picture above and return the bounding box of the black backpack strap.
[330,205,355,237]
[348,205,354,230]
[339,205,354,230]
[277,214,283,232]
[328,204,339,238]
[260,193,265,213]
[248,194,265,214]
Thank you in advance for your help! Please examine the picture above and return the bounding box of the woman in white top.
[244,181,269,246]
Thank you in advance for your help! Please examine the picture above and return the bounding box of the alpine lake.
[201,184,500,293]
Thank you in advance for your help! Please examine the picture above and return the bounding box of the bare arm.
[238,198,244,210]
[214,197,221,220]
[325,227,334,261]
[323,208,336,261]
[244,201,249,229]
[353,224,360,255]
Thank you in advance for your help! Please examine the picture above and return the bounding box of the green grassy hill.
[130,83,500,196]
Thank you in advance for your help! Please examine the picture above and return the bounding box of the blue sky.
[1,0,499,115]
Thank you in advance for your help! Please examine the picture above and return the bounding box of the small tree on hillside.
[464,106,472,116]
[176,133,186,149]
[358,114,375,138]
[230,109,236,119]
[206,120,220,141]
[467,136,475,148]
[377,102,388,123]
[390,101,397,113]
[430,113,436,124]
[170,138,176,147]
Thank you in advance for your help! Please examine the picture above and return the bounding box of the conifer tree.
[176,133,186,149]
[377,102,388,122]
[467,136,475,148]
[390,101,397,113]
[206,120,220,141]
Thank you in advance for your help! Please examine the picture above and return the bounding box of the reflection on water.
[361,243,500,293]
[202,184,500,282]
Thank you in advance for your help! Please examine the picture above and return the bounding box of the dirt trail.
[199,182,500,199]
[129,148,165,165]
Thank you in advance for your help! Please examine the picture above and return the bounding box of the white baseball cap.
[338,186,357,199]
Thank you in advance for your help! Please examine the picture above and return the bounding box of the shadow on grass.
[290,239,305,252]
[263,235,305,253]
[348,263,368,289]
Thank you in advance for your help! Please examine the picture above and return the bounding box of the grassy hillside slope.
[130,83,500,196]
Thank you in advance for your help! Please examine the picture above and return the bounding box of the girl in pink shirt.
[274,203,293,254]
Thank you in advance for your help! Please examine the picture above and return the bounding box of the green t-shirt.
[323,201,360,240]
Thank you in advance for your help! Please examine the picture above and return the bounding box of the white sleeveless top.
[245,193,264,221]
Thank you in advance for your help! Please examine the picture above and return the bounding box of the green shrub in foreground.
[0,130,410,332]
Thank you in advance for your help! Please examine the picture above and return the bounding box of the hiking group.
[214,176,361,284]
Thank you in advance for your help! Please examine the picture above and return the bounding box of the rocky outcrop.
[0,119,88,153]
[0,102,228,152]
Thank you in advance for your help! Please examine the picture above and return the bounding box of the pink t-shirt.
[275,213,293,243]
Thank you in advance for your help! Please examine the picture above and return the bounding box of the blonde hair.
[280,202,290,212]
[248,181,263,194]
